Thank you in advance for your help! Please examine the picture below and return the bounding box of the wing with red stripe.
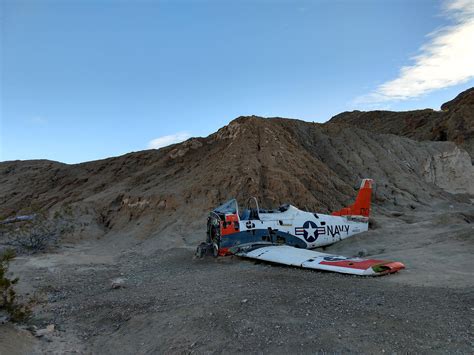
[236,245,404,276]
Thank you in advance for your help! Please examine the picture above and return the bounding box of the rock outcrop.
[329,87,474,159]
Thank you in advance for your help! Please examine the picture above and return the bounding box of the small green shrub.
[0,249,31,321]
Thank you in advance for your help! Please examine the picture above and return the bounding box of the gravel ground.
[16,245,472,354]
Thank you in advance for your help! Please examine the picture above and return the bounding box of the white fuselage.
[239,205,368,248]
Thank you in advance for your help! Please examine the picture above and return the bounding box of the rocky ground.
[2,200,473,354]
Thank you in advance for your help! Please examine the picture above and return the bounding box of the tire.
[212,243,219,258]
[195,245,204,258]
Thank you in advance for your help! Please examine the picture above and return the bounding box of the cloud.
[30,116,47,124]
[357,0,474,104]
[147,131,191,149]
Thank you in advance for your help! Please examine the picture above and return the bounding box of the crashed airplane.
[196,179,405,276]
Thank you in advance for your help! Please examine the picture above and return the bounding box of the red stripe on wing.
[320,259,388,270]
[320,259,405,274]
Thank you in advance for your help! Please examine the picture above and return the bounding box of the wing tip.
[373,261,405,275]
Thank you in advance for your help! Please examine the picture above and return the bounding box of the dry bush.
[0,211,73,254]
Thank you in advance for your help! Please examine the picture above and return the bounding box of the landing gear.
[196,211,223,258]
[195,243,205,258]
[195,242,213,258]
[195,239,220,258]
[195,241,220,258]
[212,242,220,258]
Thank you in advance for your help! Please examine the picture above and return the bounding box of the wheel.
[195,245,205,258]
[212,243,219,258]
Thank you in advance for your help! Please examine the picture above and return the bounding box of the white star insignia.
[305,225,317,239]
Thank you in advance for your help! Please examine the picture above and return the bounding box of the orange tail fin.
[332,179,373,217]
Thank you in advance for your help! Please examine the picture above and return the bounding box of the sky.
[1,0,474,164]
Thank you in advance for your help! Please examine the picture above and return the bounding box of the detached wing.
[236,245,404,276]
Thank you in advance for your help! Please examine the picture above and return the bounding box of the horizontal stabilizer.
[236,245,404,276]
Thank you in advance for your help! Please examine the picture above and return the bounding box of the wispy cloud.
[147,132,191,149]
[30,116,48,124]
[357,0,474,104]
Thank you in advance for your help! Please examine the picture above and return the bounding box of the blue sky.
[2,0,474,163]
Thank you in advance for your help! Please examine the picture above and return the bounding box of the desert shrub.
[9,218,53,252]
[0,249,30,321]
[0,211,73,254]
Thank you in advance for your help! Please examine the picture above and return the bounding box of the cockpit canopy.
[213,198,292,221]
[213,199,238,215]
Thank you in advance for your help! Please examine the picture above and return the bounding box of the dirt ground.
[2,201,473,354]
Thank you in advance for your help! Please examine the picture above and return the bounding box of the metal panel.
[238,245,404,276]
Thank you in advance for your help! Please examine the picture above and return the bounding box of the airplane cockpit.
[213,198,293,222]
[213,198,238,216]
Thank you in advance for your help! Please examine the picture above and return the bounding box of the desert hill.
[1,91,473,248]
[329,87,474,159]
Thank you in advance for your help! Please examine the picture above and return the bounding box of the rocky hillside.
[329,87,474,159]
[1,92,473,248]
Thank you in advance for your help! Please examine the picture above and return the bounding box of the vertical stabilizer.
[331,179,373,217]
